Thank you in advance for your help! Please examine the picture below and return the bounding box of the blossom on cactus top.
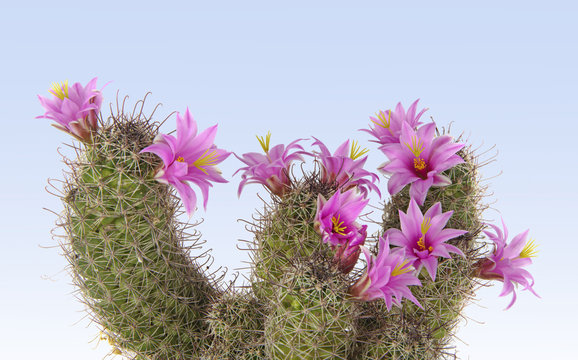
[312,137,380,198]
[385,199,467,281]
[37,78,104,142]
[140,108,230,216]
[379,121,465,205]
[315,189,369,271]
[360,99,428,147]
[473,219,540,309]
[315,188,369,247]
[234,132,309,197]
[350,235,422,310]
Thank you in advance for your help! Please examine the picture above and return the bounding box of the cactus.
[40,80,539,359]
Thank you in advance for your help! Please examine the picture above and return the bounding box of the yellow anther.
[371,110,392,129]
[350,140,370,160]
[413,157,426,171]
[256,131,272,153]
[331,215,347,235]
[49,80,69,100]
[417,236,426,251]
[391,259,413,276]
[193,149,219,174]
[404,135,425,157]
[520,238,539,258]
[428,246,434,252]
[176,156,185,162]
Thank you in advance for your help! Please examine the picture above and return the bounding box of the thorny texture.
[55,98,222,359]
[366,139,490,359]
[49,96,494,360]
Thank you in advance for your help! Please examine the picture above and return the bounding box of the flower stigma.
[391,259,413,276]
[256,131,272,153]
[331,214,348,235]
[520,238,539,258]
[371,110,392,129]
[193,149,219,174]
[405,135,425,157]
[49,80,69,100]
[350,140,370,160]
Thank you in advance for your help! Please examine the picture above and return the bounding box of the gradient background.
[1,1,576,359]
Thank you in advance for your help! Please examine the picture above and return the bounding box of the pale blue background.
[1,1,576,359]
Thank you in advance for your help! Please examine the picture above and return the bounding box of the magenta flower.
[312,137,380,198]
[314,189,369,272]
[350,236,422,310]
[379,121,464,205]
[234,132,309,197]
[473,219,540,309]
[140,108,231,216]
[37,78,104,142]
[385,199,466,281]
[360,99,428,147]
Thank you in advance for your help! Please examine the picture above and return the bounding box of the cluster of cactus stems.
[40,79,539,359]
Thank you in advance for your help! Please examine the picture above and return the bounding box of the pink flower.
[385,199,466,281]
[350,236,422,310]
[360,99,428,147]
[314,189,369,273]
[37,78,104,142]
[140,108,231,216]
[312,137,380,198]
[379,121,464,205]
[234,132,309,197]
[474,219,540,309]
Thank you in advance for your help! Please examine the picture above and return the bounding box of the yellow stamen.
[413,157,426,171]
[417,236,426,251]
[404,135,425,157]
[371,110,392,129]
[391,259,413,276]
[331,215,347,235]
[350,140,370,160]
[176,156,185,162]
[520,238,539,258]
[256,131,272,153]
[192,149,219,174]
[49,80,69,100]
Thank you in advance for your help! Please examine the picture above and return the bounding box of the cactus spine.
[59,111,219,359]
[45,91,532,360]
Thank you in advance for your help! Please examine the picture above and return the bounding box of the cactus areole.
[39,79,539,359]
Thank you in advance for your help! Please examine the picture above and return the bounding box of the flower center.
[417,217,434,252]
[193,149,219,174]
[331,214,347,235]
[49,80,69,100]
[413,157,428,179]
[176,156,185,162]
[414,157,426,170]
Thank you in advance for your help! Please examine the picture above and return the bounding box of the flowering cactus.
[40,81,539,360]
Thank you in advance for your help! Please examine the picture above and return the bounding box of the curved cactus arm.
[57,111,221,359]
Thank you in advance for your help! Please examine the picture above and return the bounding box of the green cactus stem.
[57,107,219,359]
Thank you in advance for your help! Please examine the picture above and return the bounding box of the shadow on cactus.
[40,79,539,359]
